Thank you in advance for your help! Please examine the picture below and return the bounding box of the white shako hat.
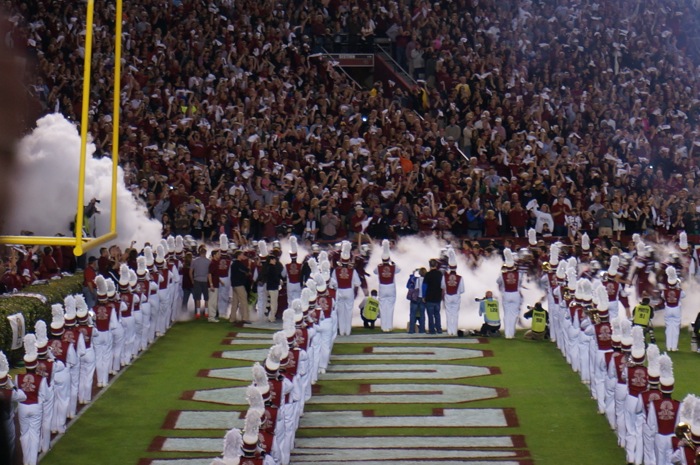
[646,344,661,384]
[64,295,77,326]
[595,285,609,316]
[679,394,696,429]
[289,236,298,258]
[258,241,268,258]
[528,228,537,246]
[221,427,243,464]
[320,260,331,282]
[305,278,317,303]
[50,303,65,336]
[251,362,269,395]
[246,384,264,412]
[75,295,89,320]
[659,353,675,393]
[23,334,38,368]
[283,308,296,340]
[160,239,170,256]
[631,325,646,363]
[610,317,621,346]
[692,394,700,437]
[574,278,585,300]
[136,256,148,277]
[167,236,176,254]
[632,233,641,245]
[155,245,166,267]
[119,264,130,288]
[503,248,515,268]
[144,246,155,267]
[264,344,282,375]
[608,255,619,276]
[580,278,593,301]
[273,332,290,363]
[106,279,116,298]
[555,261,567,280]
[550,242,560,266]
[314,273,327,293]
[620,318,633,352]
[381,239,391,262]
[566,267,577,291]
[318,251,329,264]
[242,408,262,449]
[308,258,318,277]
[129,269,138,288]
[0,351,9,387]
[175,236,184,254]
[679,231,689,251]
[448,248,457,270]
[666,266,679,286]
[96,275,108,298]
[340,241,351,262]
[292,298,304,323]
[35,319,49,355]
[582,232,590,251]
[220,234,229,252]
[300,288,311,314]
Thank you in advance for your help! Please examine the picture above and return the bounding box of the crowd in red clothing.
[3,0,700,260]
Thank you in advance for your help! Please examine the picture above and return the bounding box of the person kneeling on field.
[360,290,379,329]
[523,302,549,341]
[476,291,501,337]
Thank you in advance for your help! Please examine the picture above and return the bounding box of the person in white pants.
[134,256,152,352]
[75,297,96,404]
[333,241,361,336]
[92,276,118,388]
[254,241,270,321]
[48,306,77,435]
[62,295,84,419]
[624,326,648,465]
[497,248,522,339]
[442,248,464,336]
[374,239,400,332]
[661,266,684,352]
[107,280,125,375]
[0,351,26,463]
[286,236,303,305]
[646,361,680,465]
[34,323,55,453]
[118,265,136,366]
[145,246,162,344]
[217,235,232,320]
[17,335,47,465]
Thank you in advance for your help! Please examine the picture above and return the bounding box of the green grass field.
[40,320,700,465]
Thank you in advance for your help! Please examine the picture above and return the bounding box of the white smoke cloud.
[5,114,162,252]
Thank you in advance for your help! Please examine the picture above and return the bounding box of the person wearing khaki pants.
[229,251,251,323]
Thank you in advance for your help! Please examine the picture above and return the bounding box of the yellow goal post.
[0,0,123,256]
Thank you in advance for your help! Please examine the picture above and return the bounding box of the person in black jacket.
[262,255,286,322]
[423,259,443,334]
[229,251,252,324]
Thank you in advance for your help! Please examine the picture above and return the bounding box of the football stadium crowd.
[6,0,700,249]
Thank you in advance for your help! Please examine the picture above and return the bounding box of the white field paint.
[190,383,498,406]
[147,460,525,465]
[206,363,491,381]
[220,346,482,362]
[158,435,519,453]
[173,408,509,430]
[291,448,518,461]
[227,332,483,345]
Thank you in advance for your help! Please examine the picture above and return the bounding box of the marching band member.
[75,295,96,405]
[17,335,47,465]
[442,248,464,336]
[497,248,522,339]
[661,266,684,352]
[647,355,680,465]
[332,242,360,336]
[625,326,648,465]
[285,237,303,306]
[62,296,84,418]
[374,240,400,332]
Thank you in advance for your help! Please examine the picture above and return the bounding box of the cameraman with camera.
[523,301,549,341]
[476,291,501,337]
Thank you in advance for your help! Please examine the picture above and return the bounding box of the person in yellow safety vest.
[477,291,501,337]
[632,296,655,343]
[523,302,549,340]
[360,290,379,329]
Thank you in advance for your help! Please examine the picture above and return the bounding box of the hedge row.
[0,274,83,364]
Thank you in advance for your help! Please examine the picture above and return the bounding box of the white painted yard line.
[206,363,491,381]
[158,435,519,453]
[227,332,482,345]
[332,346,483,361]
[294,436,518,449]
[147,460,212,465]
[174,408,509,430]
[292,448,518,460]
[291,461,524,465]
[220,346,483,362]
[190,384,499,406]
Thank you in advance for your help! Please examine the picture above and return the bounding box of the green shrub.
[0,274,83,363]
